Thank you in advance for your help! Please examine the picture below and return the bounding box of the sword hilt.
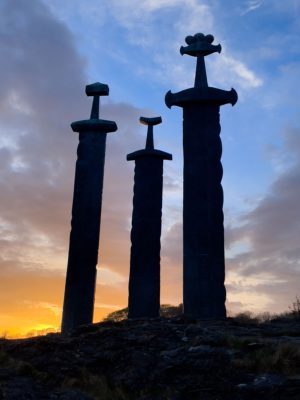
[85,82,109,119]
[140,116,162,150]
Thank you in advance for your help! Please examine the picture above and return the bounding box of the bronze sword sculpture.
[166,33,238,319]
[127,117,172,318]
[62,82,117,332]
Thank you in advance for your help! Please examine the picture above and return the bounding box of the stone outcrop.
[1,315,300,399]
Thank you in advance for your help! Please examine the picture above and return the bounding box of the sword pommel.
[140,116,162,126]
[85,82,109,119]
[180,33,221,57]
[85,82,109,97]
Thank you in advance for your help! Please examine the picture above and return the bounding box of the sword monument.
[62,82,117,332]
[165,33,238,319]
[127,117,172,318]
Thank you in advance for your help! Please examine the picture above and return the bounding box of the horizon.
[0,0,300,338]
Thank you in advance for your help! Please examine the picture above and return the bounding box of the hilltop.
[0,313,300,399]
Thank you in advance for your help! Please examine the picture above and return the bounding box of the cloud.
[232,127,300,257]
[261,62,300,110]
[161,126,300,314]
[0,0,157,335]
[213,54,263,89]
[1,0,297,336]
[0,262,127,337]
[240,0,263,15]
[49,0,262,95]
[0,0,146,268]
[0,0,87,248]
[162,221,182,265]
[226,126,300,312]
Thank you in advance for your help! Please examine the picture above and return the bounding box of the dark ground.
[1,314,300,399]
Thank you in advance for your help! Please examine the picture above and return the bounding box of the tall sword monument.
[165,33,238,319]
[62,82,117,332]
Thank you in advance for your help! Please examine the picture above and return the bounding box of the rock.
[246,342,266,350]
[160,347,184,358]
[253,373,285,389]
[188,345,213,352]
[1,316,299,399]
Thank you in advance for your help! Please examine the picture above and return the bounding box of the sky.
[0,0,299,337]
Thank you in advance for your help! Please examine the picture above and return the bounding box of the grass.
[289,296,300,317]
[0,347,46,379]
[62,369,131,400]
[0,346,130,399]
[233,343,300,375]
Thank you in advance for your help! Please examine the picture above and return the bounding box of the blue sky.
[47,0,299,201]
[0,0,299,335]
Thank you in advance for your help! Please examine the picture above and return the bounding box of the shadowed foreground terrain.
[0,312,300,399]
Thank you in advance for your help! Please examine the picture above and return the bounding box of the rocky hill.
[0,314,300,399]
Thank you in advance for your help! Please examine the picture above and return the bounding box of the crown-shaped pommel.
[180,33,221,57]
[140,116,162,126]
[85,82,109,96]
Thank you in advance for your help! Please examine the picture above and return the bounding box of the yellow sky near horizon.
[0,265,128,338]
[1,260,287,339]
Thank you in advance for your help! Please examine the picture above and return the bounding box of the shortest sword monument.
[165,33,238,319]
[127,117,172,318]
[61,82,117,333]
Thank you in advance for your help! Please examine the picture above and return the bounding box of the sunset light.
[0,0,299,337]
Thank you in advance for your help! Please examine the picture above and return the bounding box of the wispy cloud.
[23,301,62,317]
[241,0,263,15]
[95,303,122,310]
[208,52,263,92]
[55,0,262,95]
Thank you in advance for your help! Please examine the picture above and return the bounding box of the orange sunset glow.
[1,0,300,338]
